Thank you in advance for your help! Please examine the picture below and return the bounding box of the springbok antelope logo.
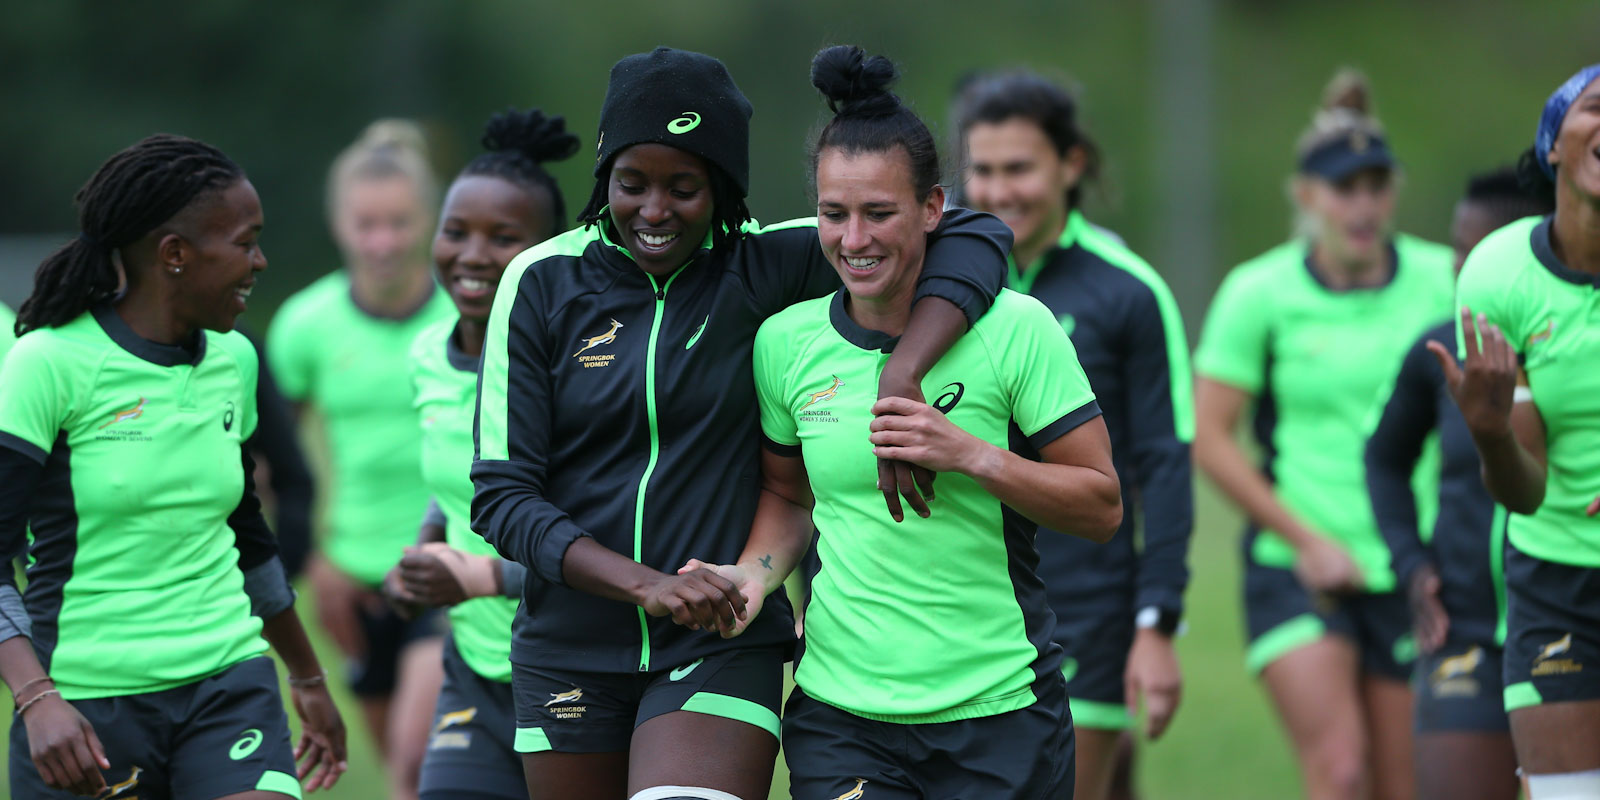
[1431,646,1483,683]
[1537,633,1573,662]
[1529,319,1556,347]
[104,766,143,797]
[546,688,584,707]
[99,397,146,429]
[831,778,868,800]
[573,319,624,358]
[800,376,844,411]
[433,706,478,733]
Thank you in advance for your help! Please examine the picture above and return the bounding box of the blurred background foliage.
[3,3,1597,797]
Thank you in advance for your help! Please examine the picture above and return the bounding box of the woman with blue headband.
[1193,69,1455,800]
[1443,63,1600,800]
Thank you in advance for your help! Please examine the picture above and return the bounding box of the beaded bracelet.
[287,673,327,689]
[16,689,59,717]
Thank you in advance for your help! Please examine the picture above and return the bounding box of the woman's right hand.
[1293,534,1364,594]
[678,559,767,639]
[24,693,109,797]
[307,555,369,661]
[1428,308,1518,441]
[638,567,747,635]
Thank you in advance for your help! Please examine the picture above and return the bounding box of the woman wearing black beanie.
[471,47,1011,800]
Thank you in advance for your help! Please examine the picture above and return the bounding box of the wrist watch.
[1135,606,1182,637]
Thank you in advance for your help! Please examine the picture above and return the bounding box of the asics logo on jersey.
[223,401,235,432]
[831,778,868,799]
[546,688,584,706]
[685,315,709,350]
[99,397,146,429]
[1430,646,1483,683]
[573,319,625,358]
[434,706,478,733]
[1528,319,1555,346]
[105,765,143,797]
[669,658,704,681]
[667,112,702,134]
[932,382,965,413]
[800,376,844,410]
[229,728,263,760]
[1536,633,1573,662]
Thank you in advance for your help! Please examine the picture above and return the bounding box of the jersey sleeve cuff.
[762,434,801,457]
[1027,400,1103,450]
[0,431,47,465]
[0,584,32,644]
[500,559,528,598]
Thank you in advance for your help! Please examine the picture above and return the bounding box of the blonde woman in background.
[268,119,455,800]
[1194,71,1455,800]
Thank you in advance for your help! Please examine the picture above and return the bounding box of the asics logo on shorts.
[229,728,264,760]
[546,687,584,706]
[831,778,868,799]
[670,658,704,681]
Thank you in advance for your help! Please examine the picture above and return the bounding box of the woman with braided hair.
[0,134,347,798]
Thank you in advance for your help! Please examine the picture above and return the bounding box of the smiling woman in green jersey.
[0,135,346,799]
[954,70,1193,800]
[1193,70,1454,800]
[1443,64,1600,800]
[683,46,1120,800]
[266,119,454,800]
[376,107,578,800]
[472,46,1010,800]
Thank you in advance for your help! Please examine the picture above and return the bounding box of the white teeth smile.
[235,287,252,299]
[845,256,881,270]
[458,277,490,292]
[639,232,678,247]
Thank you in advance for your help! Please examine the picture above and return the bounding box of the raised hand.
[1427,308,1518,440]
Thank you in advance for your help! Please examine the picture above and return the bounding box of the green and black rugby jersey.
[411,318,516,683]
[1195,234,1454,592]
[0,307,276,699]
[268,271,455,584]
[757,289,1099,723]
[474,209,1009,674]
[1457,216,1600,567]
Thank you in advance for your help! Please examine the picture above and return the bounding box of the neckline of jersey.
[345,275,441,323]
[1530,216,1600,287]
[444,321,479,373]
[1300,239,1400,293]
[92,305,205,367]
[1006,209,1087,294]
[828,289,901,354]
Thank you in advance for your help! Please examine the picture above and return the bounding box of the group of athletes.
[0,41,1595,800]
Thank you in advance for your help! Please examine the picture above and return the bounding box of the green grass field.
[1,486,1304,799]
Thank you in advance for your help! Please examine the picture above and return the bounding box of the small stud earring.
[171,267,182,275]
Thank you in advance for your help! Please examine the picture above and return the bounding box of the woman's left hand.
[869,397,992,477]
[290,683,348,792]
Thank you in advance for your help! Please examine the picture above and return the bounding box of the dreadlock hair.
[576,157,750,253]
[809,45,941,202]
[16,134,243,336]
[1468,164,1555,227]
[459,108,580,233]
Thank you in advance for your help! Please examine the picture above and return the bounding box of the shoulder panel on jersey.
[1076,225,1196,441]
[1455,217,1543,358]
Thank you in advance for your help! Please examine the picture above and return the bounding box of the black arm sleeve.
[740,208,1011,326]
[1122,289,1195,614]
[1364,336,1439,589]
[245,332,314,580]
[231,448,295,619]
[0,446,41,644]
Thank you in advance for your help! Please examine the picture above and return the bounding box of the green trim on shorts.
[1246,613,1327,675]
[1392,632,1419,666]
[681,691,781,738]
[1069,697,1132,731]
[515,727,553,753]
[1504,681,1543,712]
[256,770,303,799]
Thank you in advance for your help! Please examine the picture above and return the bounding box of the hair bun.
[357,118,430,158]
[1320,68,1371,116]
[482,107,580,165]
[811,45,900,117]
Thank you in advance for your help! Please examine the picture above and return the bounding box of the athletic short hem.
[1246,614,1326,675]
[514,727,552,754]
[1504,681,1544,712]
[256,769,304,799]
[679,691,780,738]
[1068,697,1132,731]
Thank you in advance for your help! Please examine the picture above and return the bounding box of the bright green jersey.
[268,272,454,584]
[411,319,515,681]
[1457,217,1600,567]
[0,308,266,699]
[0,302,15,363]
[1195,235,1455,591]
[756,289,1100,724]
